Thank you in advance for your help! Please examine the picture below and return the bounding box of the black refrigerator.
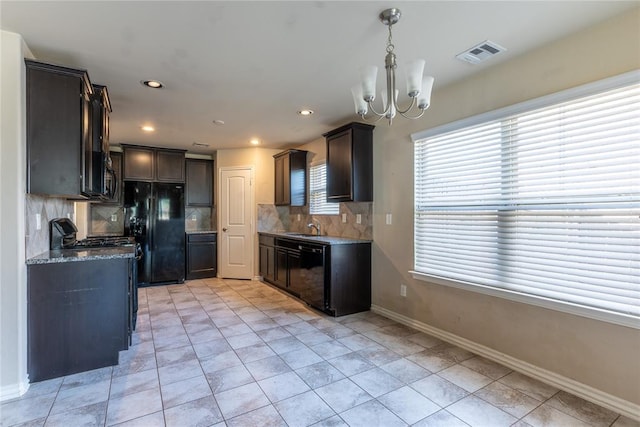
[124,181,185,286]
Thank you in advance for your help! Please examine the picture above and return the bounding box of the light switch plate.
[191,214,197,221]
[342,213,347,223]
[356,214,362,224]
[386,213,392,225]
[36,213,41,230]
[297,214,301,221]
[111,214,118,222]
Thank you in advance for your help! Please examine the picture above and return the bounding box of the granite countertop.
[27,246,136,265]
[259,231,372,245]
[186,230,218,234]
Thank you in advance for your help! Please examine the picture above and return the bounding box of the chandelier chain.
[386,25,395,54]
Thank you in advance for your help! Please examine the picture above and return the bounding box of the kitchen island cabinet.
[26,248,134,382]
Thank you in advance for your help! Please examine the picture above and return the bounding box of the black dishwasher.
[294,242,326,311]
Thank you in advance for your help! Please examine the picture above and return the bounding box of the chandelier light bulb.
[418,76,435,110]
[405,59,426,97]
[351,85,368,115]
[360,65,378,102]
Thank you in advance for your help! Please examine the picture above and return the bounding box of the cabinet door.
[26,62,87,197]
[156,150,185,182]
[259,244,275,282]
[274,154,290,205]
[186,159,213,206]
[123,146,154,181]
[326,129,353,202]
[275,248,288,289]
[186,241,217,279]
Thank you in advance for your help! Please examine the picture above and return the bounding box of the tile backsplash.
[87,205,216,236]
[26,194,75,259]
[185,207,216,232]
[257,202,372,240]
[88,204,125,236]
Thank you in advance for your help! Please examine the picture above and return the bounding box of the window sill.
[409,270,639,329]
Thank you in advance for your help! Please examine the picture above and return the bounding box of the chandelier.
[352,8,434,125]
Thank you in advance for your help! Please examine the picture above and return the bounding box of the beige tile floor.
[1,278,637,427]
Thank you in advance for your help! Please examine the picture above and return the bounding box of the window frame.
[411,70,640,329]
[309,161,340,215]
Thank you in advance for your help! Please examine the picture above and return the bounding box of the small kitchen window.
[309,162,340,215]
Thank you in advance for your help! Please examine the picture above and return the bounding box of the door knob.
[222,227,228,232]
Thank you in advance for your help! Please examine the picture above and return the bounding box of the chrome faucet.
[307,219,321,236]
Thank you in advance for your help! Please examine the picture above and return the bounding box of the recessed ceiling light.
[141,125,155,132]
[212,119,225,126]
[250,138,260,145]
[298,109,314,116]
[141,80,164,89]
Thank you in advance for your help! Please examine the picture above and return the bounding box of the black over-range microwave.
[83,84,116,200]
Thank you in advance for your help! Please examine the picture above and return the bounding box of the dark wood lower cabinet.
[27,258,131,382]
[259,233,371,316]
[186,233,217,279]
[259,237,275,283]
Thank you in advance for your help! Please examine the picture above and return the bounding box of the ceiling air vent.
[456,40,506,64]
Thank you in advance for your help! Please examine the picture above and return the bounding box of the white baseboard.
[371,304,640,421]
[0,378,29,402]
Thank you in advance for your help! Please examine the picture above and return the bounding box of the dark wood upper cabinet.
[122,146,154,181]
[156,150,185,182]
[324,122,375,203]
[26,59,92,198]
[185,159,213,207]
[274,149,307,206]
[122,145,185,182]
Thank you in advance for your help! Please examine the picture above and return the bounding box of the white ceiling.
[1,1,635,153]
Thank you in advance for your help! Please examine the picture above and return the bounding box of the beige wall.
[296,137,326,164]
[216,147,281,277]
[371,7,640,406]
[0,31,31,399]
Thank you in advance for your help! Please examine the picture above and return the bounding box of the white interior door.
[219,167,253,279]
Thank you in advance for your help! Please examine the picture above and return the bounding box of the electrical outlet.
[386,213,392,225]
[36,213,41,230]
[342,213,347,223]
[191,214,197,221]
[297,214,301,221]
[356,214,362,224]
[111,214,118,222]
[400,284,407,297]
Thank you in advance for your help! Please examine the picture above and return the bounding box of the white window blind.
[309,163,340,215]
[413,74,640,326]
